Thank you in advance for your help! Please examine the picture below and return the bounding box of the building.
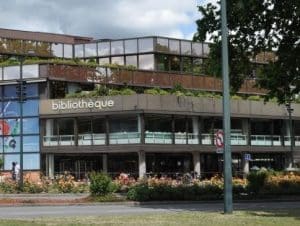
[0,28,299,180]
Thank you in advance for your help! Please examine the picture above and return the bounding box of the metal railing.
[145,132,172,144]
[43,135,75,146]
[109,132,141,144]
[78,133,106,145]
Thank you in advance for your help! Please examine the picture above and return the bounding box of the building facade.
[0,28,299,180]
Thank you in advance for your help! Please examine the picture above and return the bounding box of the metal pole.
[221,0,233,213]
[19,57,24,189]
[288,102,294,167]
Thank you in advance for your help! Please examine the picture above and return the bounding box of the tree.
[194,0,300,103]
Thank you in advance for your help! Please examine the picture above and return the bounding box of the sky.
[0,0,216,40]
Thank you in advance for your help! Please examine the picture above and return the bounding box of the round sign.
[215,130,224,148]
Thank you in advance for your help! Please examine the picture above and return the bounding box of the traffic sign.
[215,130,224,149]
[244,153,251,161]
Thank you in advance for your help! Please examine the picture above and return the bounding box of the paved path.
[0,201,299,219]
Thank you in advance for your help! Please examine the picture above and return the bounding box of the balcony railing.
[145,132,172,144]
[109,132,141,144]
[43,135,75,146]
[78,133,106,145]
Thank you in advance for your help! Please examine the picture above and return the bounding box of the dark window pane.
[25,83,39,97]
[156,54,169,71]
[93,118,105,133]
[170,56,180,71]
[58,118,74,135]
[4,85,18,99]
[182,57,192,73]
[193,58,203,75]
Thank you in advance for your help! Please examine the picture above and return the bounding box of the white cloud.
[0,0,203,40]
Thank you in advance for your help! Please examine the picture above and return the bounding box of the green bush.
[0,157,3,170]
[120,88,136,95]
[144,89,159,95]
[0,182,18,193]
[23,180,44,193]
[247,171,268,194]
[89,172,114,196]
[247,95,262,101]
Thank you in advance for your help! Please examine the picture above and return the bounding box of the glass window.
[99,58,110,65]
[0,137,3,153]
[23,100,39,116]
[4,154,20,170]
[156,38,169,52]
[203,43,210,57]
[193,58,203,75]
[23,65,39,78]
[63,44,73,58]
[23,135,39,152]
[23,117,39,134]
[75,44,84,58]
[1,119,19,135]
[111,56,124,65]
[139,54,154,70]
[98,42,110,56]
[23,40,36,54]
[58,118,74,135]
[4,136,20,153]
[182,57,193,73]
[181,41,191,55]
[78,118,92,134]
[36,42,51,56]
[111,41,124,55]
[23,153,40,170]
[3,101,20,117]
[4,85,18,99]
[51,43,63,57]
[170,56,181,71]
[25,83,39,98]
[110,116,138,133]
[125,39,137,54]
[139,38,154,53]
[192,42,203,56]
[169,40,180,54]
[3,66,20,80]
[85,43,97,57]
[156,54,169,71]
[92,118,105,133]
[126,55,137,67]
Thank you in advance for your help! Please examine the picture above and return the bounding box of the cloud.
[0,0,202,40]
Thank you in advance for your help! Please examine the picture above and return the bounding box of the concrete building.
[0,28,299,180]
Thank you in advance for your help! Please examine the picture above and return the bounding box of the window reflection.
[99,57,110,65]
[203,43,210,57]
[98,42,110,56]
[139,54,154,70]
[138,38,153,53]
[193,58,203,75]
[23,153,40,170]
[156,38,168,52]
[64,44,73,58]
[23,65,39,78]
[23,117,39,134]
[111,41,124,55]
[75,44,84,58]
[23,40,36,54]
[3,101,20,117]
[169,40,180,54]
[23,136,40,152]
[126,55,137,67]
[51,43,63,57]
[182,57,192,73]
[85,43,97,57]
[192,42,203,56]
[181,41,191,55]
[23,100,39,116]
[156,54,169,71]
[111,56,124,65]
[3,66,20,80]
[170,56,180,71]
[4,154,20,170]
[125,39,137,54]
[36,42,51,56]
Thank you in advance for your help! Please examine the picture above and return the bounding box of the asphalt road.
[0,201,299,219]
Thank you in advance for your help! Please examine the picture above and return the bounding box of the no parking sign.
[215,130,224,153]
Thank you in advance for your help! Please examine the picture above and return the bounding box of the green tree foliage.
[194,0,300,103]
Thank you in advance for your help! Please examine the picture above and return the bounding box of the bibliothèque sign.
[52,99,114,111]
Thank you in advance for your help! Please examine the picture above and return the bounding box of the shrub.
[0,181,18,193]
[89,172,114,196]
[247,171,268,194]
[23,180,44,193]
[247,95,262,101]
[54,173,75,193]
[120,88,136,95]
[144,89,159,95]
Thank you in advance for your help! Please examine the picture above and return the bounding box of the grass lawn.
[0,209,300,226]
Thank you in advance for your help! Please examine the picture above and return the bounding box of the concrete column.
[242,119,249,145]
[192,116,199,144]
[192,152,201,177]
[46,154,54,179]
[138,114,145,144]
[284,120,293,168]
[102,154,108,173]
[138,151,146,179]
[242,153,249,178]
[45,119,54,136]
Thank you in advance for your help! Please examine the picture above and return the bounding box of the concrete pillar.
[102,154,108,173]
[192,116,199,144]
[138,151,146,179]
[46,154,54,179]
[242,119,249,145]
[192,152,201,177]
[45,119,54,136]
[284,120,293,168]
[138,114,145,144]
[242,153,249,178]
